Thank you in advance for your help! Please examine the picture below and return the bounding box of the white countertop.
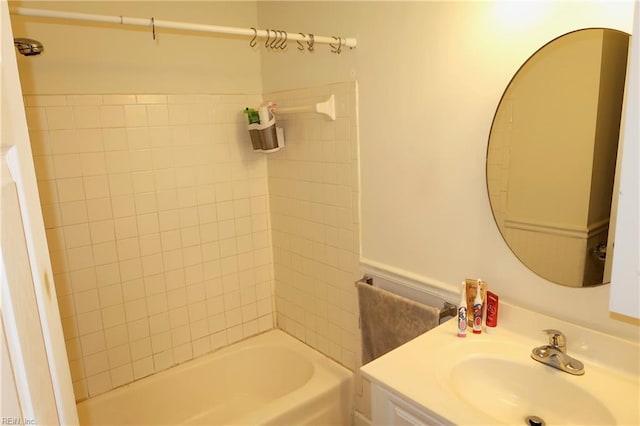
[360,302,640,425]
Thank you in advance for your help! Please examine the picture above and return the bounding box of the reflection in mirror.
[487,29,629,288]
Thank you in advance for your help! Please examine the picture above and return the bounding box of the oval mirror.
[486,28,629,287]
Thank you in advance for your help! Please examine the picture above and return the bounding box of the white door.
[609,0,640,319]
[1,0,78,423]
[1,149,59,424]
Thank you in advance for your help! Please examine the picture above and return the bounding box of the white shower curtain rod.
[10,7,357,49]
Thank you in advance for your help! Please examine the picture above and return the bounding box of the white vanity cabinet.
[370,383,448,426]
[361,310,639,426]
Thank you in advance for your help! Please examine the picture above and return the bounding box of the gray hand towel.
[357,282,440,365]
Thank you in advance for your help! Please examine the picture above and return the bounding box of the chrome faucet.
[531,329,585,375]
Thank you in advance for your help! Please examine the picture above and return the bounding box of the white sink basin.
[361,304,640,425]
[450,357,615,425]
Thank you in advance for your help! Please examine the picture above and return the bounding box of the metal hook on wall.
[249,27,257,47]
[151,17,156,41]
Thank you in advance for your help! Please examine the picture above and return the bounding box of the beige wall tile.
[127,128,151,151]
[126,319,149,342]
[132,357,154,380]
[102,128,128,151]
[139,234,161,256]
[111,195,136,218]
[101,95,135,105]
[153,350,174,372]
[104,325,129,349]
[54,154,83,179]
[46,106,75,130]
[25,95,67,107]
[110,364,133,388]
[49,129,77,154]
[101,305,126,328]
[83,352,109,380]
[147,105,169,126]
[100,106,126,128]
[124,105,148,128]
[105,152,131,174]
[80,153,108,177]
[73,106,102,129]
[94,264,120,288]
[113,216,138,240]
[66,95,102,106]
[79,330,106,356]
[119,259,143,282]
[30,93,275,400]
[86,371,112,397]
[86,198,113,223]
[107,344,131,369]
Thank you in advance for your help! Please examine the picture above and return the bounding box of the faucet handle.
[542,329,566,352]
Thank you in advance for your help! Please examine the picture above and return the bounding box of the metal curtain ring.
[249,27,257,47]
[269,30,279,48]
[307,33,314,51]
[330,35,339,53]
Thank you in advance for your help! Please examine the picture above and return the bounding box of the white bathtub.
[77,330,353,425]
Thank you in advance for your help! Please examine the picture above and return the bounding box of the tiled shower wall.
[24,93,274,400]
[266,82,361,371]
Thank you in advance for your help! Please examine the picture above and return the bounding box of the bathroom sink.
[449,357,615,425]
[361,301,640,425]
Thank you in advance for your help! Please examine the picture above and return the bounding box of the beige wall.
[11,0,637,361]
[257,1,637,340]
[10,1,262,95]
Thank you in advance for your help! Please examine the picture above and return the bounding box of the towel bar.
[358,275,374,285]
[356,275,456,324]
[439,301,457,323]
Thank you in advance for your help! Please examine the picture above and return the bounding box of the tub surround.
[24,93,275,400]
[266,82,361,371]
[24,83,361,403]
